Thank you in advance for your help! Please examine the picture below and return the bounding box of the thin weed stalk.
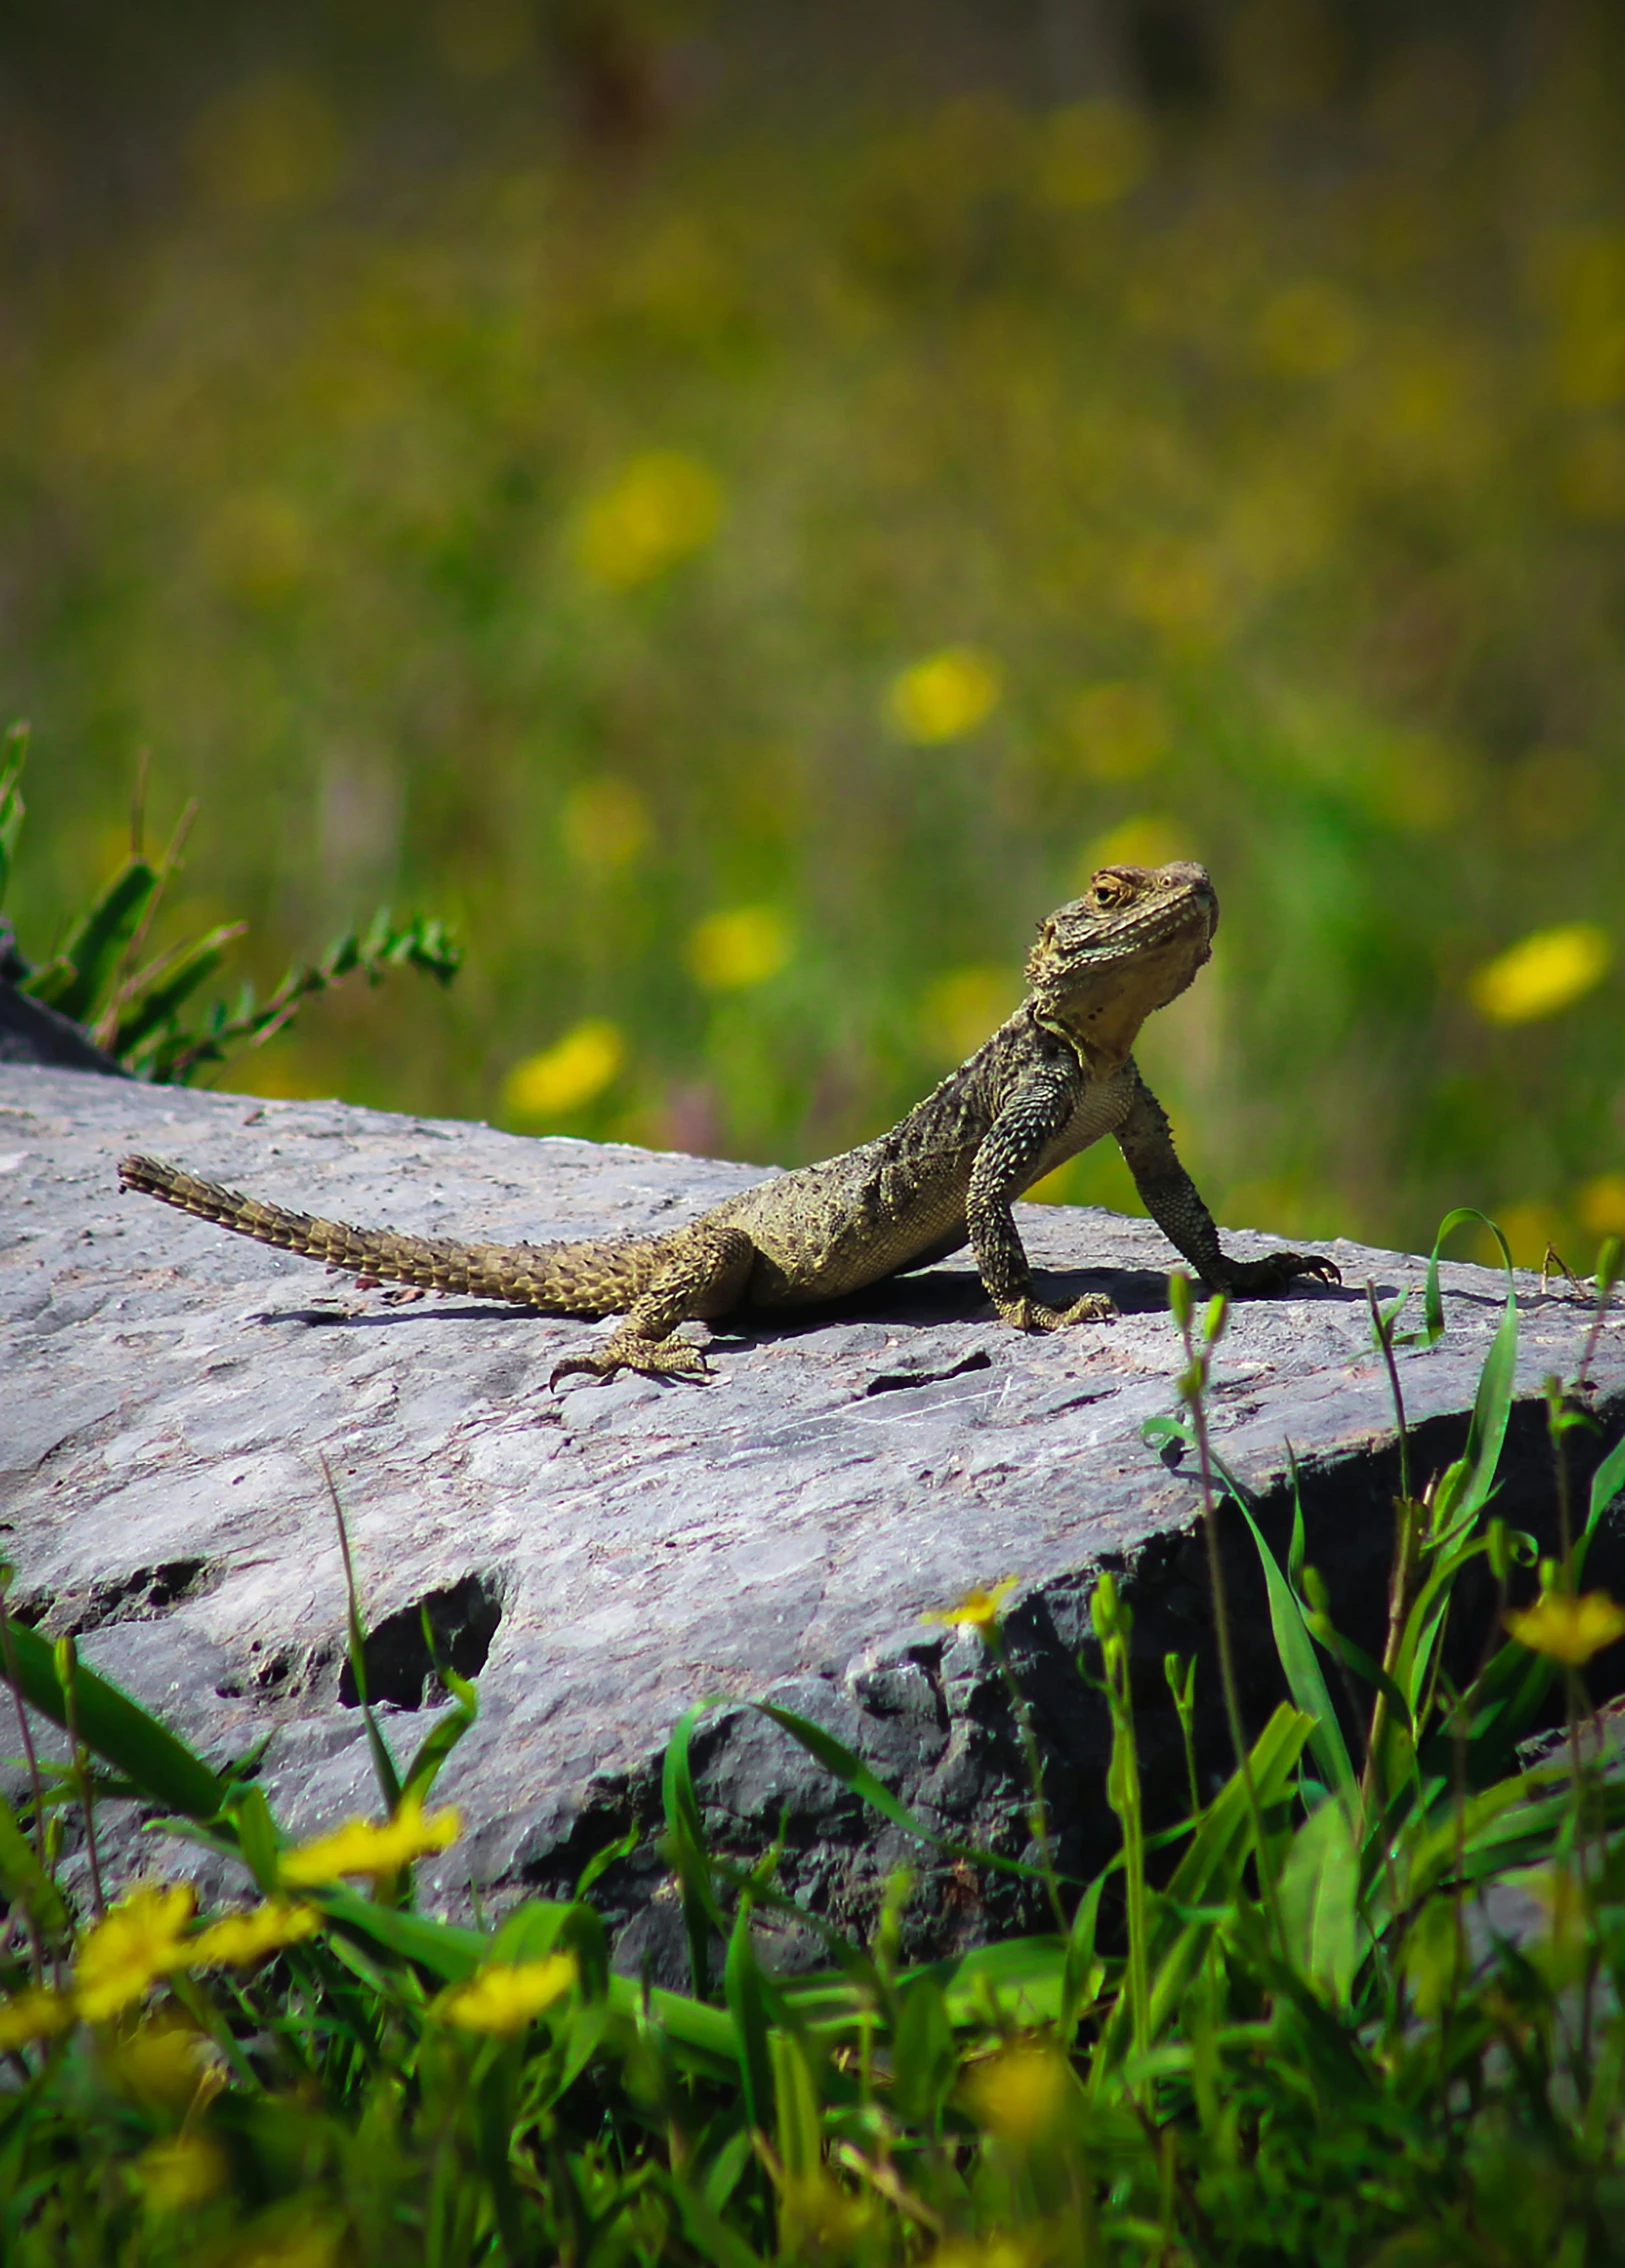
[1172,1277,1284,1946]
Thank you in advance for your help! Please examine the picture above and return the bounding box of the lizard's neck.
[1032,936,1202,1077]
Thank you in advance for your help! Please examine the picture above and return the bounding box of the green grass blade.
[724,1900,778,2152]
[0,722,26,910]
[663,1701,729,2000]
[1225,1472,1360,1815]
[25,858,157,1023]
[750,1699,1057,1883]
[1276,1793,1361,2007]
[1578,1427,1625,1578]
[0,1790,69,1935]
[1,1618,225,1820]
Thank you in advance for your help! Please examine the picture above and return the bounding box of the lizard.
[117,860,1339,1384]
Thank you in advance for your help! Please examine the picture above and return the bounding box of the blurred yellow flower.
[1469,924,1611,1024]
[685,904,793,990]
[1036,101,1150,208]
[216,2209,346,2268]
[962,2044,1073,2141]
[103,2016,218,2114]
[132,2133,230,2214]
[191,1900,321,1969]
[0,1985,74,2052]
[1071,681,1167,781]
[1257,281,1363,379]
[1578,1174,1625,1238]
[432,1952,577,2034]
[280,1796,460,1887]
[503,1020,625,1121]
[1505,1591,1625,1667]
[75,1883,195,2022]
[1077,815,1193,881]
[885,647,1003,743]
[561,777,651,874]
[576,451,723,589]
[1487,1202,1563,1270]
[922,966,1017,1061]
[923,1577,1019,1633]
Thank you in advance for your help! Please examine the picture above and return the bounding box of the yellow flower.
[75,1883,196,2021]
[191,1900,321,1968]
[1077,814,1193,883]
[922,966,1017,1062]
[1469,924,1611,1024]
[1036,100,1150,209]
[1505,1591,1625,1667]
[575,450,723,590]
[432,1952,577,2035]
[216,2208,346,2268]
[503,1020,625,1122]
[922,1577,1019,1634]
[0,1984,74,2052]
[685,904,793,991]
[1577,1173,1625,1238]
[279,1796,461,1887]
[885,647,1003,744]
[962,2045,1073,2141]
[132,2133,230,2213]
[101,2013,218,2113]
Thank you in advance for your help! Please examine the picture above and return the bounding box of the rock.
[2,1061,1622,1968]
[0,982,128,1076]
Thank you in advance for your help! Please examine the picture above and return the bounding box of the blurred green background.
[4,0,1623,1263]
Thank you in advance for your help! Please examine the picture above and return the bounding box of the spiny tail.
[117,1154,668,1316]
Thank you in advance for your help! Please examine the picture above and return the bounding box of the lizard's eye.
[1090,873,1131,909]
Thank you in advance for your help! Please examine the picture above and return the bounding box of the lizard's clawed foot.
[549,1329,713,1390]
[998,1290,1117,1332]
[1220,1250,1342,1296]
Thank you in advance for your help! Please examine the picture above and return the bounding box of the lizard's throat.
[1037,940,1208,1073]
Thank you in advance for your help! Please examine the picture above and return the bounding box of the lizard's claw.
[999,1291,1117,1331]
[549,1330,713,1391]
[1222,1250,1342,1295]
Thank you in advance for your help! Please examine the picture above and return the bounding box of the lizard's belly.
[735,1148,976,1309]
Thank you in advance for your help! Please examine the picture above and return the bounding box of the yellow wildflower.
[1469,924,1611,1025]
[685,904,793,991]
[132,2133,230,2213]
[102,2014,219,2113]
[75,1883,196,2021]
[503,1020,624,1122]
[885,647,1003,743]
[576,451,723,590]
[0,1984,74,2052]
[1077,813,1193,883]
[191,1900,321,1968]
[432,1952,577,2035]
[1505,1590,1625,1667]
[922,966,1017,1062]
[922,1577,1020,1634]
[963,2045,1074,2141]
[279,1796,461,1888]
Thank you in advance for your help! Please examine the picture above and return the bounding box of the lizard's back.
[712,1012,1132,1308]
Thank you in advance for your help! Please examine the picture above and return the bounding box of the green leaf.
[663,1702,729,1999]
[26,859,158,1023]
[0,722,26,912]
[0,1790,69,1936]
[1226,1463,1360,1817]
[1579,1427,1625,1577]
[106,924,244,1057]
[1,1618,225,1821]
[724,1899,778,2146]
[1276,1793,1360,2007]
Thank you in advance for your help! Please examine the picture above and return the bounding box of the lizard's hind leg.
[549,1225,758,1386]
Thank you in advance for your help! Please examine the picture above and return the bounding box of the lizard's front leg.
[1114,1070,1340,1296]
[550,1225,758,1386]
[966,1067,1117,1333]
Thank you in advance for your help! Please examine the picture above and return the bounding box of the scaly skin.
[118,861,1340,1382]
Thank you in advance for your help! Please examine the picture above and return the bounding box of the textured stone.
[2,1062,1622,1969]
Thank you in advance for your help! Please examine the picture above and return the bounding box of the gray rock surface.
[2,1062,1623,1969]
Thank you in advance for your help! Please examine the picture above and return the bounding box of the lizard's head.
[1025,861,1218,1047]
